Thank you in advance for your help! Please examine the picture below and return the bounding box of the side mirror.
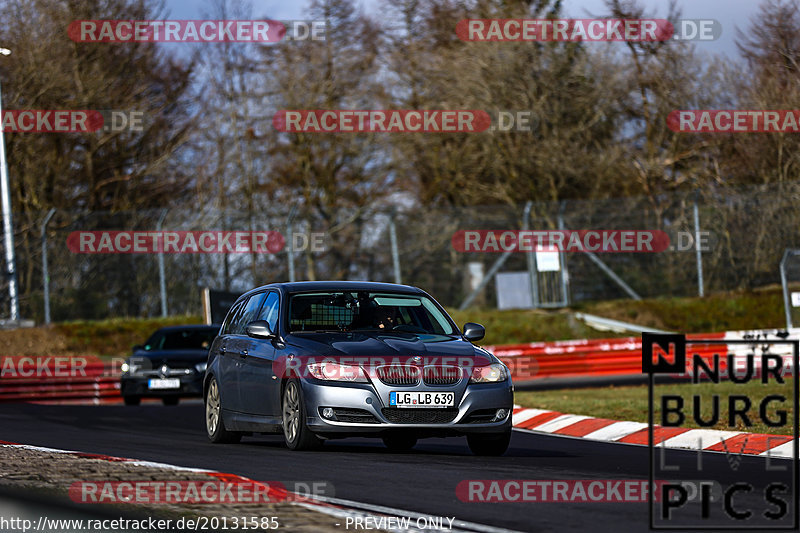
[246,320,276,339]
[462,322,485,342]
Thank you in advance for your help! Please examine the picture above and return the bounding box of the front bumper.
[301,378,513,437]
[120,373,204,398]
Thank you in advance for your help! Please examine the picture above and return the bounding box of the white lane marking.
[129,460,214,472]
[512,408,551,426]
[2,443,83,455]
[660,429,742,450]
[582,421,649,442]
[527,414,590,433]
[759,441,795,459]
[303,494,524,533]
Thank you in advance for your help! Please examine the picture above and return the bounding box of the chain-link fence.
[6,180,800,323]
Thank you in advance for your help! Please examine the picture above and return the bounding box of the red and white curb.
[0,440,520,533]
[512,407,795,459]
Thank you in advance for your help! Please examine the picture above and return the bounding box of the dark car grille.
[137,366,194,377]
[159,360,195,370]
[377,365,420,385]
[382,408,458,424]
[330,408,379,424]
[422,365,462,385]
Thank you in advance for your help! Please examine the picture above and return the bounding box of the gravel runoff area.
[0,445,351,532]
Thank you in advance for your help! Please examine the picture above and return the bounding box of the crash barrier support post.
[41,208,56,324]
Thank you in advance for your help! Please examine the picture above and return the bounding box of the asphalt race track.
[0,403,793,533]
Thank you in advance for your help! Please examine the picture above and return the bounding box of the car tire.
[467,430,511,456]
[381,433,417,452]
[282,380,322,451]
[205,376,242,444]
[163,397,179,406]
[123,395,140,406]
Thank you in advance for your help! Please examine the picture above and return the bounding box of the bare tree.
[0,0,196,316]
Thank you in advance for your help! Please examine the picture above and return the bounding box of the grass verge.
[53,314,203,356]
[450,286,785,346]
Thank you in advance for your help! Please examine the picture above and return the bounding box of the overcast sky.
[163,0,764,58]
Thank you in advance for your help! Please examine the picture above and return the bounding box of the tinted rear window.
[144,329,217,351]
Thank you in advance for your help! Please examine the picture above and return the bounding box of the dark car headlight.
[121,360,142,375]
[469,363,508,384]
[307,362,368,383]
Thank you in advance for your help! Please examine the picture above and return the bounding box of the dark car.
[121,325,220,406]
[204,281,514,454]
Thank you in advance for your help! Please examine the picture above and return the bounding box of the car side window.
[221,300,246,335]
[232,292,267,334]
[256,292,280,332]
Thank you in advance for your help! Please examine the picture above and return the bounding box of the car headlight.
[469,363,508,384]
[121,360,142,375]
[307,362,368,383]
[195,362,208,374]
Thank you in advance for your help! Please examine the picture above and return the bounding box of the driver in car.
[373,306,397,329]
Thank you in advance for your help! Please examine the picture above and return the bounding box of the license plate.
[148,378,180,390]
[389,391,454,408]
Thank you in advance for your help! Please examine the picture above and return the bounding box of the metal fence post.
[156,208,168,317]
[780,249,794,330]
[286,204,298,282]
[557,202,570,306]
[522,201,538,308]
[389,210,402,285]
[0,70,19,321]
[40,208,56,324]
[693,193,705,297]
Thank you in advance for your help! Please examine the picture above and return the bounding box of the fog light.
[321,407,335,420]
[493,409,509,421]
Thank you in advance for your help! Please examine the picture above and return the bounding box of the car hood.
[285,331,485,361]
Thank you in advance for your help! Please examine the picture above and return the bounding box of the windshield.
[143,328,217,351]
[288,291,455,335]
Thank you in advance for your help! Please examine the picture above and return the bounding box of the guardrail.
[0,327,794,404]
[0,358,121,404]
[490,328,796,383]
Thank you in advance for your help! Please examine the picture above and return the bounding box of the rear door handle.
[220,345,227,354]
[239,350,248,358]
